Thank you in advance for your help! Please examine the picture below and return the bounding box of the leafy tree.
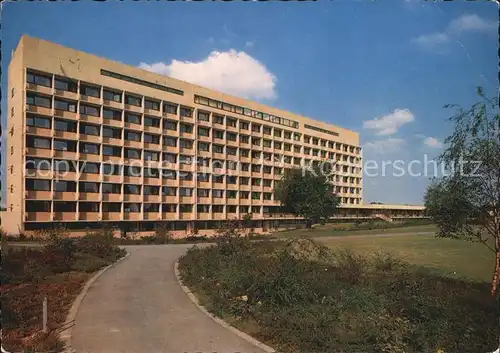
[275,164,340,228]
[424,87,500,296]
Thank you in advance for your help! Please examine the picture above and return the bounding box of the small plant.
[154,223,172,244]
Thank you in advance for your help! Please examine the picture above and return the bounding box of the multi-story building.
[4,35,424,236]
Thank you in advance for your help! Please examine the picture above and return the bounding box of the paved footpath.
[72,245,266,353]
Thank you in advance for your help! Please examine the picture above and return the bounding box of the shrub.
[75,228,125,261]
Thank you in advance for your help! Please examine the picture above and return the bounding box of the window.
[55,77,78,92]
[144,151,160,161]
[179,204,193,213]
[164,120,177,131]
[214,130,224,140]
[197,173,210,182]
[164,103,178,114]
[54,202,77,213]
[103,89,122,102]
[145,99,160,111]
[198,111,210,121]
[53,180,77,192]
[240,135,249,144]
[54,98,76,112]
[213,144,224,154]
[251,177,261,185]
[180,139,193,150]
[102,203,121,212]
[144,116,160,127]
[180,123,193,133]
[213,175,223,184]
[198,127,210,137]
[164,137,177,147]
[26,136,51,149]
[227,118,237,127]
[25,178,51,191]
[263,166,272,174]
[252,151,261,159]
[240,149,249,157]
[198,189,210,197]
[251,192,261,200]
[263,193,272,200]
[124,166,141,177]
[144,185,160,195]
[163,169,177,180]
[125,94,142,107]
[124,184,141,194]
[263,126,272,135]
[27,70,52,87]
[162,186,177,196]
[103,145,121,157]
[252,138,261,146]
[80,123,100,136]
[125,112,141,125]
[294,145,301,153]
[27,115,51,129]
[103,127,122,139]
[53,160,76,172]
[284,144,291,151]
[180,107,193,117]
[213,189,224,198]
[124,203,141,212]
[179,172,193,181]
[27,93,51,108]
[197,205,210,213]
[79,202,100,212]
[227,147,237,156]
[125,148,141,159]
[79,182,99,193]
[179,155,193,165]
[284,131,292,140]
[163,204,177,213]
[227,132,237,142]
[197,142,209,152]
[80,143,100,155]
[144,203,159,212]
[163,153,177,163]
[214,115,224,125]
[26,157,51,171]
[240,121,249,130]
[103,108,122,121]
[227,176,237,185]
[213,205,224,213]
[125,130,141,142]
[102,183,121,194]
[252,124,261,133]
[54,119,77,132]
[144,133,160,144]
[263,139,272,148]
[304,136,311,144]
[80,162,100,174]
[263,179,272,187]
[80,104,100,117]
[179,188,193,197]
[103,164,122,176]
[240,191,250,199]
[80,84,100,98]
[26,201,51,212]
[241,163,250,171]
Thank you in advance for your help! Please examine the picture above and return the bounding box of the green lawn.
[317,234,492,283]
[278,223,439,238]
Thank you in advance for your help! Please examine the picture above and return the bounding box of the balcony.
[163,213,177,220]
[226,140,238,148]
[144,125,161,134]
[102,193,121,202]
[102,175,121,183]
[102,137,122,146]
[213,213,225,220]
[54,109,77,120]
[54,212,77,221]
[54,171,78,181]
[143,212,160,220]
[239,199,251,205]
[212,198,225,205]
[25,169,53,179]
[179,163,194,172]
[179,180,194,188]
[54,89,79,101]
[103,118,123,128]
[227,212,238,219]
[197,181,211,189]
[124,212,141,220]
[197,213,211,220]
[26,82,53,95]
[26,104,52,116]
[226,198,239,205]
[143,195,160,202]
[123,194,141,202]
[79,134,101,144]
[79,192,100,201]
[179,196,193,203]
[26,126,52,137]
[124,104,142,113]
[79,212,99,221]
[162,195,177,203]
[179,212,194,220]
[102,212,121,221]
[212,152,225,161]
[79,172,100,182]
[79,153,100,162]
[53,191,77,201]
[25,212,51,222]
[197,150,210,158]
[54,130,77,140]
[103,99,122,110]
[102,155,122,164]
[143,142,160,150]
[163,179,177,187]
[80,94,101,106]
[26,148,52,158]
[25,190,51,200]
[124,140,142,149]
[123,176,141,184]
[239,185,250,191]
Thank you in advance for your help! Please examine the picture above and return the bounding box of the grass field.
[316,234,493,283]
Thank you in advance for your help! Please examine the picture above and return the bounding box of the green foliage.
[275,165,340,227]
[424,87,500,293]
[179,240,497,353]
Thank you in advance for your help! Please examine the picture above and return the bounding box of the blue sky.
[1,1,497,205]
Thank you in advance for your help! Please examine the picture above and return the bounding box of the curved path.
[72,245,266,353]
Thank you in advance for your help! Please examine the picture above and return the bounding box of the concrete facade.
[4,35,424,236]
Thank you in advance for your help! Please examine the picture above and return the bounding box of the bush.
[75,228,125,261]
[178,240,497,353]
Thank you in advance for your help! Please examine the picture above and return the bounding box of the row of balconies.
[25,190,281,204]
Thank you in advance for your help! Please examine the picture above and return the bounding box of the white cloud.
[139,50,277,100]
[412,32,449,47]
[363,109,415,136]
[423,137,443,148]
[448,14,497,34]
[245,40,255,48]
[363,138,406,154]
[412,13,496,50]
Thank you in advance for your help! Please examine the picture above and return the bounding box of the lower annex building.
[3,35,425,236]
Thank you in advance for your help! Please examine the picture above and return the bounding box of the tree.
[275,164,340,228]
[424,87,500,296]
